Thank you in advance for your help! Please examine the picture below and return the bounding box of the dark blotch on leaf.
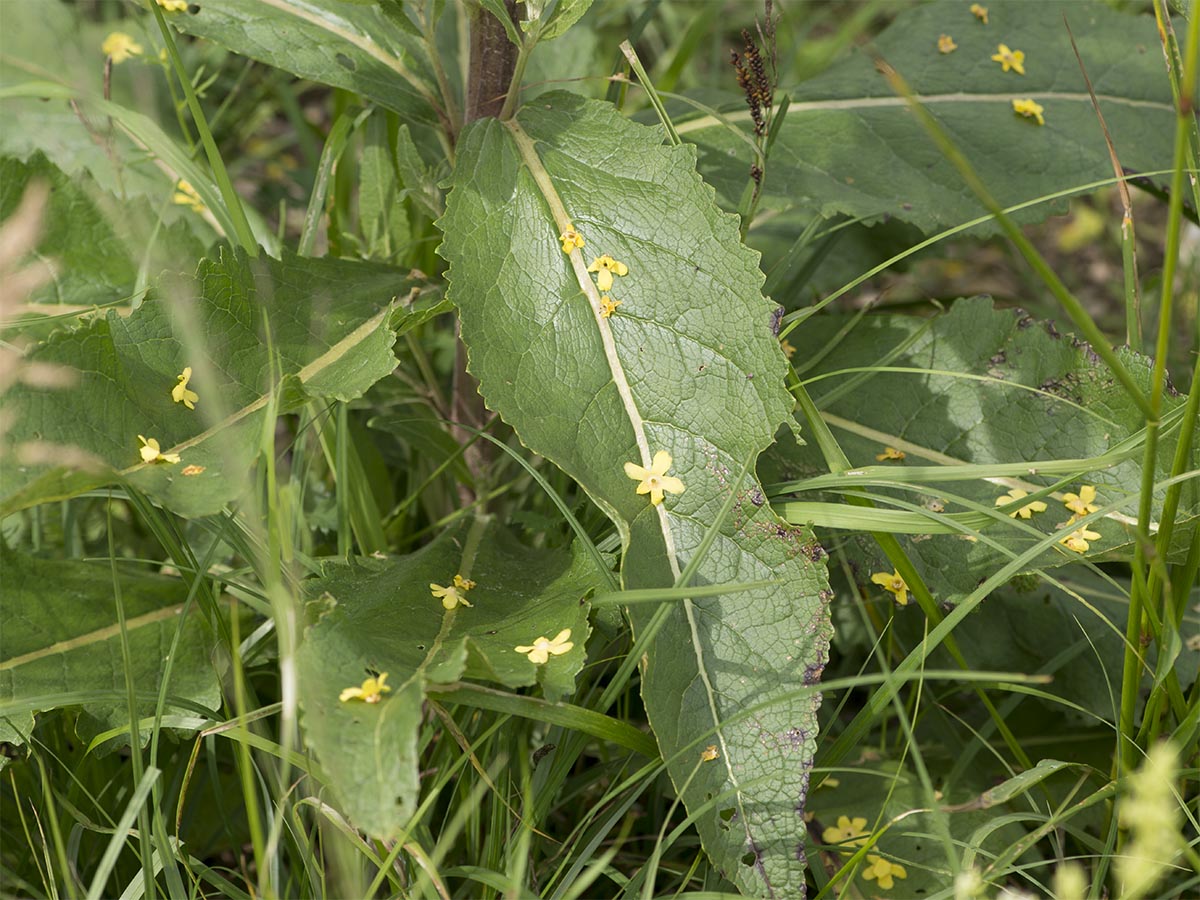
[769,306,784,336]
[335,52,356,71]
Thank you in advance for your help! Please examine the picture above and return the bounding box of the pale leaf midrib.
[501,116,756,867]
[0,603,185,671]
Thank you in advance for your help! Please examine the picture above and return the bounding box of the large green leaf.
[679,0,1182,232]
[171,0,440,126]
[297,518,596,837]
[770,298,1198,605]
[439,92,832,897]
[0,550,221,761]
[1,249,445,518]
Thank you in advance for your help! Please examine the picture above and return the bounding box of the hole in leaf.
[719,807,735,822]
[740,852,756,867]
[416,644,425,651]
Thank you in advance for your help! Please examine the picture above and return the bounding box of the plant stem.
[467,0,519,122]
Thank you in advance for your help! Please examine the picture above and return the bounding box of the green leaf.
[679,0,1181,232]
[171,0,440,126]
[1,249,443,518]
[359,113,410,261]
[439,91,832,897]
[772,298,1198,604]
[0,550,221,761]
[296,518,597,837]
[533,0,593,41]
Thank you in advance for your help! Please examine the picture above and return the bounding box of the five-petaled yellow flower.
[172,367,199,409]
[700,745,719,761]
[1061,519,1101,554]
[624,450,685,506]
[173,180,206,214]
[994,488,1047,519]
[1012,98,1045,126]
[1063,485,1098,516]
[587,254,629,292]
[871,570,909,605]
[970,3,988,23]
[431,580,473,610]
[599,294,622,318]
[138,435,180,465]
[515,628,574,664]
[876,446,905,462]
[339,672,391,703]
[822,815,871,852]
[991,43,1025,74]
[559,229,585,254]
[937,34,957,54]
[156,0,189,10]
[102,32,143,64]
[863,855,908,890]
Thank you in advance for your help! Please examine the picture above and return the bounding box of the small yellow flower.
[339,672,391,703]
[559,229,585,253]
[863,855,908,890]
[700,745,719,762]
[181,464,206,476]
[453,574,476,591]
[587,254,629,292]
[171,366,199,409]
[781,338,796,358]
[624,450,686,506]
[876,446,905,462]
[599,294,622,318]
[1012,97,1045,125]
[822,815,870,852]
[871,570,909,605]
[970,3,988,24]
[515,628,574,665]
[156,0,189,10]
[1060,519,1101,554]
[1063,484,1099,515]
[138,435,181,465]
[102,32,143,64]
[430,582,472,610]
[991,43,1025,74]
[819,777,840,789]
[172,180,207,214]
[937,34,958,54]
[994,488,1047,519]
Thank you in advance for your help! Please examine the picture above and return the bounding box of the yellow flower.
[1012,97,1045,125]
[599,294,622,318]
[1063,484,1098,516]
[171,366,199,409]
[559,229,585,253]
[863,855,908,890]
[994,488,1047,519]
[991,43,1025,74]
[181,464,206,476]
[102,32,143,64]
[453,574,476,591]
[970,3,988,23]
[138,435,180,465]
[871,570,909,605]
[430,581,472,610]
[515,628,574,665]
[1060,519,1101,554]
[781,338,796,358]
[587,254,629,292]
[876,446,905,462]
[938,34,958,53]
[700,745,719,761]
[822,814,870,852]
[172,180,207,214]
[339,672,391,703]
[156,0,189,9]
[624,450,685,506]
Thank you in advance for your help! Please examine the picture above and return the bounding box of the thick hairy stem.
[451,0,519,502]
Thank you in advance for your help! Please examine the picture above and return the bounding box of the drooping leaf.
[770,298,1198,605]
[0,550,222,762]
[171,0,440,126]
[439,91,832,897]
[296,518,597,837]
[680,0,1183,232]
[1,249,446,518]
